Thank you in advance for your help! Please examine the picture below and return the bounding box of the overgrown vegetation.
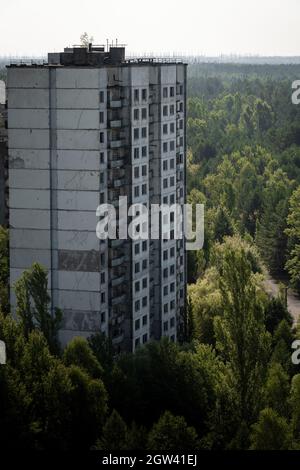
[1,62,300,450]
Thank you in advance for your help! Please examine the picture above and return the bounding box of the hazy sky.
[1,0,299,57]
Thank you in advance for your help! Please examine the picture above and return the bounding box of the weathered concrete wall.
[0,140,7,226]
[8,62,187,351]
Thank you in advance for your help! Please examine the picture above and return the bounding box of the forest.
[1,62,300,450]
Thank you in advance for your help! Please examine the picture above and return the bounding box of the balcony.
[112,293,126,306]
[113,178,125,188]
[110,119,122,128]
[110,158,124,169]
[110,140,123,149]
[111,273,125,287]
[111,255,125,267]
[111,238,124,248]
[109,100,122,108]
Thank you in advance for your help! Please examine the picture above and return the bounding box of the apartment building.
[7,44,187,352]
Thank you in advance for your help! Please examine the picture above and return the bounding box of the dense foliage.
[1,62,300,450]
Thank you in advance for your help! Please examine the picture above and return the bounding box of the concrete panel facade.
[7,54,186,352]
[56,110,99,130]
[56,89,99,109]
[56,170,100,191]
[10,228,51,249]
[9,189,50,209]
[10,208,50,229]
[9,149,50,169]
[9,169,50,189]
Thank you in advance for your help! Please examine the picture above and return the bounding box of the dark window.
[142,89,147,100]
[142,108,147,119]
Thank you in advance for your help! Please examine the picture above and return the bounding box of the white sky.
[0,0,299,57]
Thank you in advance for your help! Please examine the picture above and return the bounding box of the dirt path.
[264,276,300,325]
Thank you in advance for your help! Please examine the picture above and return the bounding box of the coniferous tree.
[14,263,62,354]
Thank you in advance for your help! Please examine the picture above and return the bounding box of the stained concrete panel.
[57,230,100,251]
[56,190,99,210]
[56,170,100,191]
[9,189,50,209]
[56,130,100,150]
[9,149,50,169]
[7,89,49,108]
[130,67,150,86]
[56,150,100,171]
[10,208,50,229]
[9,169,50,189]
[57,210,97,231]
[160,65,177,83]
[56,89,99,109]
[56,110,99,130]
[57,271,100,291]
[10,228,51,249]
[8,129,50,149]
[60,311,102,331]
[7,68,49,88]
[56,69,99,89]
[8,109,49,129]
[58,249,100,272]
[56,290,100,311]
[10,248,51,269]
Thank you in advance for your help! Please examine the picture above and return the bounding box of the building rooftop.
[7,44,187,68]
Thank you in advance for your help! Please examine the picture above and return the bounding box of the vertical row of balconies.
[107,84,130,346]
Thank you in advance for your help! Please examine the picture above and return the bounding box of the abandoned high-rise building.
[0,80,8,227]
[7,44,187,352]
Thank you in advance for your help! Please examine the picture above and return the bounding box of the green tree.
[109,339,220,437]
[147,411,198,451]
[264,362,290,417]
[271,319,295,373]
[94,410,129,450]
[67,365,108,449]
[250,408,292,450]
[285,186,300,293]
[88,332,114,380]
[256,169,295,275]
[14,263,62,354]
[289,374,300,442]
[188,267,221,344]
[0,226,9,314]
[63,336,103,379]
[264,297,292,334]
[213,236,271,438]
